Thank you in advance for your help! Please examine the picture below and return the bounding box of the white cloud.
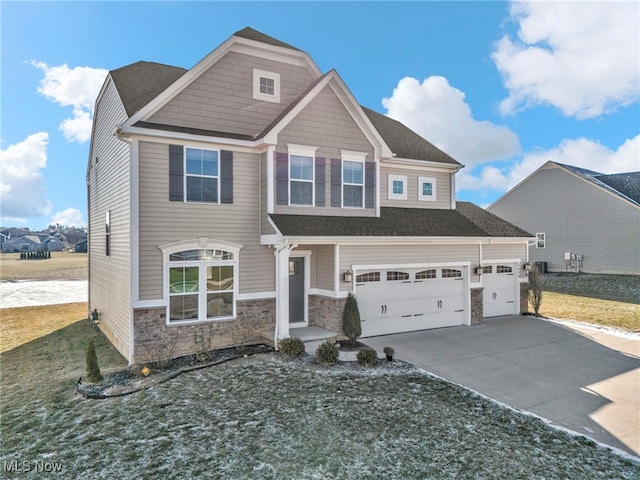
[0,133,52,223]
[382,76,520,165]
[50,208,86,228]
[31,61,107,143]
[459,135,640,195]
[493,1,640,119]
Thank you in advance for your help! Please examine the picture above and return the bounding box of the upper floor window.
[169,145,233,205]
[186,148,219,203]
[536,233,546,249]
[253,69,280,103]
[343,160,364,208]
[388,174,407,200]
[105,210,111,256]
[418,177,436,202]
[289,154,314,206]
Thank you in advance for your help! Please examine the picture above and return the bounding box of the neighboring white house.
[87,27,533,364]
[489,161,640,275]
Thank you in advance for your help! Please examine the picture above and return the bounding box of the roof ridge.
[233,27,302,52]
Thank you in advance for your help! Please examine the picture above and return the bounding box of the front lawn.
[1,319,638,478]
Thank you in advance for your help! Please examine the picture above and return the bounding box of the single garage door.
[482,264,517,317]
[356,267,467,337]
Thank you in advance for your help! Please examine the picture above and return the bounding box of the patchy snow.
[544,316,640,339]
[0,280,87,308]
[2,354,638,478]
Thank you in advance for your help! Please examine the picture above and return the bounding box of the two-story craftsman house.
[88,27,533,363]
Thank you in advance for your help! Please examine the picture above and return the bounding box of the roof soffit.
[123,34,322,128]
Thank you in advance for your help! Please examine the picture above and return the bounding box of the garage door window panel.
[356,272,380,284]
[416,269,437,280]
[442,269,462,278]
[387,271,410,281]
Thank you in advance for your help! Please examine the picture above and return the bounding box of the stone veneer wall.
[470,287,483,325]
[132,298,275,364]
[308,295,347,333]
[520,281,529,314]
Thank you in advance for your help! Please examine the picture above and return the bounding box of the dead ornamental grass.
[0,252,87,281]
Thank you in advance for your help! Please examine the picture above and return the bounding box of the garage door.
[355,267,467,337]
[482,265,517,317]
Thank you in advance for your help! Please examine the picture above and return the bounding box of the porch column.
[274,240,294,345]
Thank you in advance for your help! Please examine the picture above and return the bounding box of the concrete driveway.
[364,315,640,456]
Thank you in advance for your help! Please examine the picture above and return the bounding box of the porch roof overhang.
[266,204,533,244]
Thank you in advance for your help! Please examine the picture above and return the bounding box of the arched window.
[161,240,241,323]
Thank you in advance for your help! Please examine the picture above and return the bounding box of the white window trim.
[253,69,280,103]
[184,146,220,204]
[342,159,365,209]
[288,145,316,207]
[160,239,242,326]
[388,174,407,200]
[536,233,546,249]
[418,176,436,202]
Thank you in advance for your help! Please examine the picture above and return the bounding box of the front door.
[289,257,305,324]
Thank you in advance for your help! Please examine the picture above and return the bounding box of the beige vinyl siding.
[275,82,376,217]
[87,77,132,360]
[137,141,274,300]
[148,52,316,138]
[315,244,335,291]
[380,164,451,209]
[490,166,640,274]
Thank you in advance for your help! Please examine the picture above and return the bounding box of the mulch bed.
[77,344,274,399]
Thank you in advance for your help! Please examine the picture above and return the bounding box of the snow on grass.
[2,354,639,479]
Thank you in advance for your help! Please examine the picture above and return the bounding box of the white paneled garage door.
[482,264,518,317]
[355,266,468,337]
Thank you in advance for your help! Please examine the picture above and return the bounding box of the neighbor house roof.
[269,203,532,238]
[558,163,640,206]
[108,29,460,167]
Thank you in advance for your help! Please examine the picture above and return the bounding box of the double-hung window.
[186,148,219,203]
[536,233,546,249]
[167,248,236,323]
[289,154,314,206]
[343,160,364,208]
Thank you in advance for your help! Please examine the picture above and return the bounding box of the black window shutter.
[315,157,326,207]
[276,152,289,205]
[220,150,233,204]
[169,145,184,201]
[365,162,375,208]
[331,159,342,207]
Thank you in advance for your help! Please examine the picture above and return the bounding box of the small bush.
[315,340,339,365]
[383,346,395,358]
[529,266,544,315]
[342,292,362,344]
[357,347,378,368]
[86,340,103,383]
[279,337,305,358]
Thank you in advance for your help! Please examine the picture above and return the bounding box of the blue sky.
[2,1,638,229]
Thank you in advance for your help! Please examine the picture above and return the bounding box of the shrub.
[279,337,305,358]
[357,347,378,367]
[315,340,339,365]
[528,266,544,315]
[342,292,362,344]
[86,340,103,383]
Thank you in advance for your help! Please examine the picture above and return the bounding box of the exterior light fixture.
[343,270,353,283]
[475,266,484,275]
[523,262,533,272]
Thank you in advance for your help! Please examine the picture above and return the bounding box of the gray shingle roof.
[107,29,462,168]
[233,27,302,52]
[558,163,640,206]
[110,61,187,116]
[362,107,461,166]
[270,204,532,238]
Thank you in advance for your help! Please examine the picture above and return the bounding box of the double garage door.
[355,266,467,337]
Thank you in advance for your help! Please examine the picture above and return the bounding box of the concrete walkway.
[363,316,640,456]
